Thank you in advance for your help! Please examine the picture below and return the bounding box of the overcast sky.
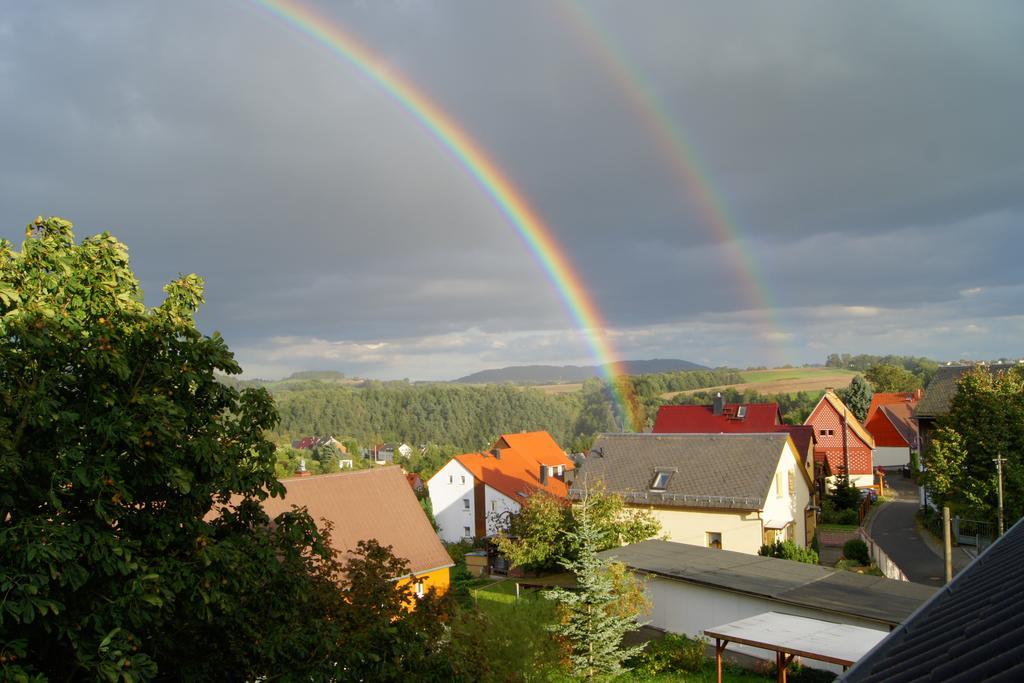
[2,1,1021,379]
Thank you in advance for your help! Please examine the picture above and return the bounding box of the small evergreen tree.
[544,495,647,680]
[837,375,873,422]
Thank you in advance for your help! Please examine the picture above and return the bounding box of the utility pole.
[995,454,1006,537]
[842,406,850,479]
[943,505,953,584]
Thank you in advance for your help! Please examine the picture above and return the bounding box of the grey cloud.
[1,1,1021,379]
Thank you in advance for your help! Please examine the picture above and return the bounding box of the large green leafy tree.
[0,218,348,680]
[924,366,1024,523]
[864,363,922,393]
[495,484,660,572]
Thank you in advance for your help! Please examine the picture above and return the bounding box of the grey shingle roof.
[842,516,1024,682]
[599,539,935,627]
[913,363,1018,419]
[571,433,792,511]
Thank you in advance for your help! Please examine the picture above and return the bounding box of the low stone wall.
[858,528,909,582]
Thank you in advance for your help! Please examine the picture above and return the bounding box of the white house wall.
[760,441,811,548]
[644,575,886,673]
[873,446,910,468]
[427,460,476,543]
[483,485,521,537]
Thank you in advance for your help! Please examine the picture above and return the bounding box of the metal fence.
[953,517,996,551]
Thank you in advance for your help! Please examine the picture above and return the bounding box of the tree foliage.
[495,485,661,572]
[544,494,648,680]
[864,363,923,393]
[924,366,1024,522]
[837,375,873,422]
[826,353,938,385]
[0,218,356,680]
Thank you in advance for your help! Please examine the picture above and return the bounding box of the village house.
[427,431,574,543]
[653,397,824,513]
[804,390,876,488]
[260,466,454,599]
[572,432,815,552]
[291,435,347,453]
[864,390,923,469]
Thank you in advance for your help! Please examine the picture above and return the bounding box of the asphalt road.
[869,496,946,587]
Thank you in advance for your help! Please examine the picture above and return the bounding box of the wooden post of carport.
[715,637,727,683]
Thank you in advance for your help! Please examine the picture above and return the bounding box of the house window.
[463,498,470,510]
[775,473,782,497]
[491,500,497,512]
[463,526,471,538]
[788,470,795,496]
[785,524,794,542]
[415,581,425,598]
[651,470,673,490]
[707,532,722,549]
[764,528,778,545]
[449,475,453,484]
[461,475,466,485]
[828,429,834,436]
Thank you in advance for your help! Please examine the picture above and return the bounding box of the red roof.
[865,391,922,424]
[778,424,816,461]
[449,431,574,502]
[652,403,782,433]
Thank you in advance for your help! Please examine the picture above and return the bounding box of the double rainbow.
[250,0,641,429]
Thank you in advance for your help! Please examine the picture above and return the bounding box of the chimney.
[295,458,311,478]
[539,464,548,485]
[713,392,724,416]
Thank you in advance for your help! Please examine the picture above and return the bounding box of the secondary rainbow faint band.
[556,0,793,367]
[249,0,641,429]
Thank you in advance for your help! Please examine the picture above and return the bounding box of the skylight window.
[651,470,673,490]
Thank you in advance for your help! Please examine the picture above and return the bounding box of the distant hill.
[453,359,708,384]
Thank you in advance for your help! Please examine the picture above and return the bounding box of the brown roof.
[262,467,452,577]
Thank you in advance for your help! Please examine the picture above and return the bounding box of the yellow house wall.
[643,506,765,554]
[396,566,451,607]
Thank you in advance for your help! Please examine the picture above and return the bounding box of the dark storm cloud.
[1,1,1021,378]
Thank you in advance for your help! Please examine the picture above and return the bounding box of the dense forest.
[263,368,744,454]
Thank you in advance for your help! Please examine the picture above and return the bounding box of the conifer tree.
[544,494,647,680]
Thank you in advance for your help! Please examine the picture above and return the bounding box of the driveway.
[867,473,971,586]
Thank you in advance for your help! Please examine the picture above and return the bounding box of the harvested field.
[662,368,856,399]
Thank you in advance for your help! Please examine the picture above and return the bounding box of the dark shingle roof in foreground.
[841,516,1024,682]
[599,539,935,628]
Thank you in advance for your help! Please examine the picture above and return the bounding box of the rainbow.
[556,1,793,366]
[248,0,641,429]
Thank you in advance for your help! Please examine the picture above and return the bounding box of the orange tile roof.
[261,467,452,577]
[865,391,922,423]
[453,431,573,502]
[492,431,575,467]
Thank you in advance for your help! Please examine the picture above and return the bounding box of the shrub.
[627,633,707,675]
[758,540,820,564]
[822,505,859,525]
[843,538,870,565]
